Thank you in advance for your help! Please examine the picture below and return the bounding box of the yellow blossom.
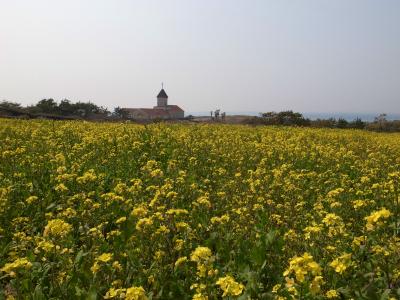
[175,256,188,268]
[1,257,32,277]
[25,195,38,204]
[135,217,153,230]
[116,216,127,224]
[330,253,352,274]
[192,293,208,300]
[190,246,212,263]
[309,275,324,294]
[326,289,339,298]
[97,253,113,263]
[365,208,391,231]
[125,286,147,300]
[43,219,72,238]
[216,275,244,297]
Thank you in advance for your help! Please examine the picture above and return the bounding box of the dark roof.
[157,89,168,98]
[122,106,184,118]
[122,108,170,117]
[167,105,184,112]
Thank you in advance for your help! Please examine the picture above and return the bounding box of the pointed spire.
[157,87,168,98]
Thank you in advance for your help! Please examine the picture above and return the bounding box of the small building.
[122,88,184,120]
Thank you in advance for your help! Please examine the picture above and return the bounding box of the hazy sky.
[1,0,399,113]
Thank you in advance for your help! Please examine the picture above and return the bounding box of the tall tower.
[157,87,168,107]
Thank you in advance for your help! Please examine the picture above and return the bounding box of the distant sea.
[187,111,400,122]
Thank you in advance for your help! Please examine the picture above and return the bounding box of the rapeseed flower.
[216,275,244,297]
[326,289,339,298]
[125,286,147,300]
[330,253,352,274]
[175,256,188,268]
[1,257,32,277]
[365,208,391,231]
[283,252,321,283]
[43,219,72,238]
[190,247,212,263]
[1,120,400,298]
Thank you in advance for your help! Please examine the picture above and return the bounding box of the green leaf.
[379,289,391,300]
[86,288,98,300]
[33,285,46,300]
[46,202,57,211]
[74,250,88,266]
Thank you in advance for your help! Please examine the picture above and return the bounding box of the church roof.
[166,105,184,112]
[157,89,168,98]
[121,106,184,118]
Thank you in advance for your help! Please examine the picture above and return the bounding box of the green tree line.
[245,111,400,132]
[0,99,110,119]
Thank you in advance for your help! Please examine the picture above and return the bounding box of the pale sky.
[1,0,399,113]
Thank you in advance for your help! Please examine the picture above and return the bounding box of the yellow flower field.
[0,119,399,299]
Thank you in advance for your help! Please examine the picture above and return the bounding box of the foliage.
[0,120,400,299]
[0,101,23,110]
[1,99,109,119]
[245,111,400,132]
[29,99,59,114]
[113,107,130,119]
[260,111,311,126]
[366,114,400,132]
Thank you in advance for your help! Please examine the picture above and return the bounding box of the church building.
[122,88,184,120]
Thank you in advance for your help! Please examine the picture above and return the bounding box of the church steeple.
[157,84,168,107]
[157,89,168,99]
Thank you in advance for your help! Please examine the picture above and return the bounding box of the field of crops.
[0,119,399,299]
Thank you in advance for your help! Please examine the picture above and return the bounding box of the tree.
[221,112,226,121]
[59,99,75,116]
[113,107,129,119]
[0,100,22,110]
[214,109,220,120]
[73,101,109,117]
[261,112,277,119]
[34,99,59,114]
[348,118,365,129]
[373,114,388,131]
[260,111,310,126]
[0,101,27,117]
[336,118,348,129]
